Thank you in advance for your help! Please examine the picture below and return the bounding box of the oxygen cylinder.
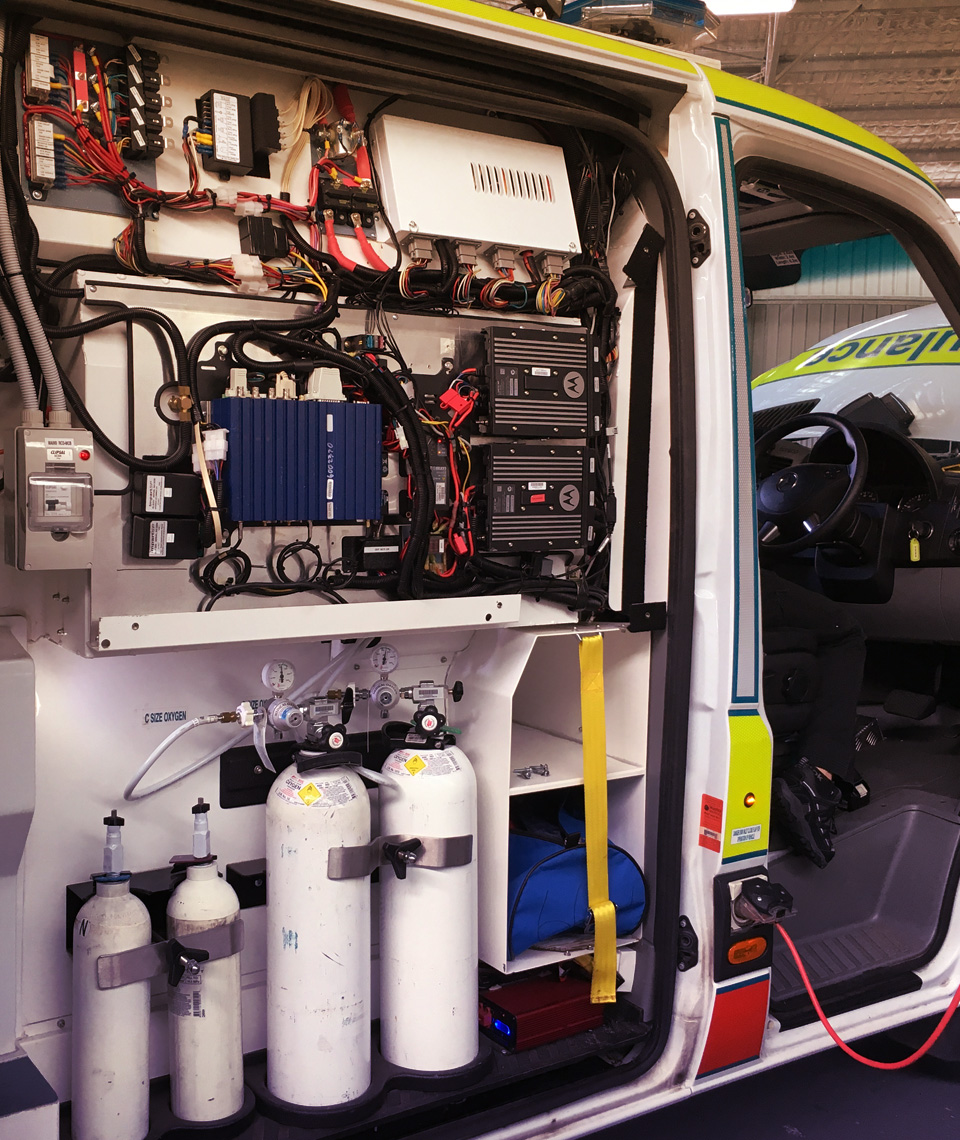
[378,744,478,1072]
[265,762,371,1106]
[166,799,243,1122]
[72,812,151,1140]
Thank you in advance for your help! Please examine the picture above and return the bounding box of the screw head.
[409,221,418,232]
[88,284,97,293]
[57,1019,66,1029]
[31,190,42,200]
[568,242,576,251]
[253,765,264,776]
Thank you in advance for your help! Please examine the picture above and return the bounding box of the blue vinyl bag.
[506,803,647,959]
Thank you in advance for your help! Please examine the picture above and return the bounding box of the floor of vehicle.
[769,729,960,1012]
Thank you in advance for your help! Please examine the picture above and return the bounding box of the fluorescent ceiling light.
[709,0,796,14]
[947,197,960,214]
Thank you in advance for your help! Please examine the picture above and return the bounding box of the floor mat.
[770,789,960,1004]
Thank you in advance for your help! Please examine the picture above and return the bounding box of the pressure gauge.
[370,644,400,674]
[262,659,296,694]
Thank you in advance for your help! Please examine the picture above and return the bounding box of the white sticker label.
[730,824,763,846]
[145,475,166,514]
[212,92,241,164]
[326,503,335,519]
[46,447,73,463]
[528,481,547,491]
[148,519,168,557]
[45,437,76,447]
[530,366,551,376]
[326,414,334,431]
[274,772,358,808]
[384,747,462,778]
[326,479,334,500]
[771,250,801,267]
[365,545,398,555]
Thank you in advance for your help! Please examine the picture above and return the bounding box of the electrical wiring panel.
[1,14,628,641]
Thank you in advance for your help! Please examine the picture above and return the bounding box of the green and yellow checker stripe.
[753,325,960,389]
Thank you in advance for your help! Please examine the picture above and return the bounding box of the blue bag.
[506,801,647,959]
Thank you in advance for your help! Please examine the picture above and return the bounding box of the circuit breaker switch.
[27,472,92,534]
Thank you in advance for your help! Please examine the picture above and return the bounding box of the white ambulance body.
[2,3,960,1139]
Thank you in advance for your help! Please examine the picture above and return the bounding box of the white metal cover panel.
[370,115,581,254]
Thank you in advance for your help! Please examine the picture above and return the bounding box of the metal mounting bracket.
[96,919,244,990]
[328,833,473,880]
[687,210,711,267]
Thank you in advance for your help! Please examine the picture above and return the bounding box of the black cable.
[272,540,323,585]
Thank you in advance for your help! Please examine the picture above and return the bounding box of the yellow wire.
[289,250,327,295]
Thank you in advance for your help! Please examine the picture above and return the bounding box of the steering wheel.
[754,413,868,556]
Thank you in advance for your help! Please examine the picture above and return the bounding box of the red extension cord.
[776,923,960,1069]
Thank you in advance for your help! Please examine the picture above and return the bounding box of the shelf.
[93,594,522,653]
[495,936,642,976]
[509,724,643,795]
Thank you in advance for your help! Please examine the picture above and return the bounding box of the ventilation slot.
[471,162,555,202]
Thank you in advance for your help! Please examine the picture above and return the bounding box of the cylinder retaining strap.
[579,633,618,1004]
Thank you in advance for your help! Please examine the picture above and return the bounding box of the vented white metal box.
[370,116,581,256]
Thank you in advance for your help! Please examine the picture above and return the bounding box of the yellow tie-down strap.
[579,634,618,1004]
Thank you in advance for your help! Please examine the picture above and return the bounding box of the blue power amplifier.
[209,398,382,523]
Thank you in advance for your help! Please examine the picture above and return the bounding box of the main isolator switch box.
[8,427,95,569]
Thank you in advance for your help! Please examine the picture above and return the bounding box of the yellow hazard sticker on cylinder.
[298,782,322,805]
[404,754,427,775]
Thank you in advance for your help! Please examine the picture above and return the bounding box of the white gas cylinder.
[265,763,371,1106]
[378,744,478,1072]
[167,860,243,1121]
[72,879,151,1140]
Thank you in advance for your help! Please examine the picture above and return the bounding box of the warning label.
[298,782,322,806]
[275,772,358,808]
[698,794,723,853]
[145,475,166,513]
[387,748,463,778]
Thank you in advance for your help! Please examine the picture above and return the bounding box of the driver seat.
[762,627,821,765]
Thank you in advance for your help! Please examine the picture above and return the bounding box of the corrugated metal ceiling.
[479,0,960,194]
[707,0,960,194]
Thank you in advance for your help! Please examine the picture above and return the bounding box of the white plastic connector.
[236,701,257,727]
[193,427,228,473]
[225,368,248,398]
[273,371,297,400]
[215,189,239,209]
[303,367,344,401]
[46,409,73,429]
[235,198,264,217]
[20,408,45,428]
[230,254,270,295]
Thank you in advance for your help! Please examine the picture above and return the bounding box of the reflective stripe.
[722,713,771,864]
[402,0,697,73]
[704,66,933,188]
[754,325,960,387]
[717,117,760,704]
